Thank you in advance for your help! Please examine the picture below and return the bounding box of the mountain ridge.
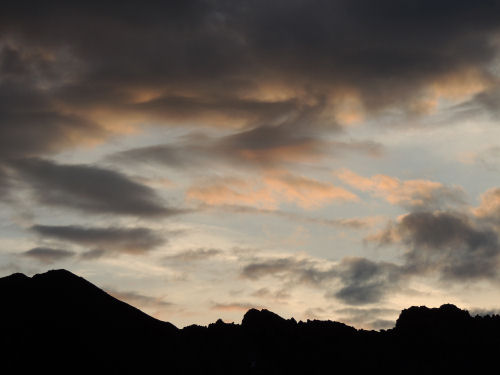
[4,269,491,331]
[2,269,500,374]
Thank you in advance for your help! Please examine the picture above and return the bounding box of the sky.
[2,0,500,329]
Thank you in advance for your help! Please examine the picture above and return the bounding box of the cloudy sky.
[2,0,500,329]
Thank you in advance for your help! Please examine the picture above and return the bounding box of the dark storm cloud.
[31,225,166,255]
[3,0,497,103]
[331,257,402,305]
[240,220,499,304]
[241,255,402,305]
[9,158,178,217]
[401,211,500,280]
[376,211,500,281]
[110,126,383,170]
[0,84,104,159]
[132,95,301,127]
[0,166,10,199]
[1,0,499,170]
[0,45,106,160]
[109,124,329,169]
[23,247,75,263]
[215,127,383,165]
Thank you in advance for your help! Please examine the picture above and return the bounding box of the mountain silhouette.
[1,269,499,374]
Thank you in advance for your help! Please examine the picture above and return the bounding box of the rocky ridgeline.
[1,270,499,374]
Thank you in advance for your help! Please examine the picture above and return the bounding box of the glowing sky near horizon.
[2,0,500,329]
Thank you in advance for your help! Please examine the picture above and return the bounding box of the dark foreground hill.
[1,270,500,374]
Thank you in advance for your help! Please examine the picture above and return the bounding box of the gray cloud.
[462,87,500,120]
[0,165,10,200]
[239,209,500,304]
[133,95,301,129]
[241,255,402,305]
[109,127,383,170]
[1,0,498,175]
[1,1,500,314]
[163,248,222,262]
[10,158,179,217]
[108,125,326,170]
[0,45,106,160]
[241,257,328,284]
[240,222,499,304]
[2,1,499,113]
[376,211,500,281]
[31,224,166,255]
[400,211,500,280]
[331,257,403,305]
[23,246,75,263]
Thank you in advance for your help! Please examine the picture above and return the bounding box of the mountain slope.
[0,269,177,372]
[1,269,500,374]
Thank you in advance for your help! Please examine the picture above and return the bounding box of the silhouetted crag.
[1,270,500,374]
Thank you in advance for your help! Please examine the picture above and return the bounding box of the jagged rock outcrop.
[396,304,472,333]
[1,269,500,374]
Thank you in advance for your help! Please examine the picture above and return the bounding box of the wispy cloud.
[336,169,465,209]
[22,247,75,264]
[31,225,166,256]
[164,248,222,262]
[187,172,357,210]
[9,158,181,217]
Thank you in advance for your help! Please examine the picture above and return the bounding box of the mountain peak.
[1,272,29,281]
[395,303,471,332]
[31,268,103,296]
[32,268,80,280]
[0,272,30,288]
[242,308,296,331]
[1,269,500,373]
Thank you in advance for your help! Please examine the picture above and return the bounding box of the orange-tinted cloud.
[330,89,366,125]
[1,1,499,169]
[411,68,491,114]
[263,172,358,209]
[186,177,276,208]
[187,172,358,210]
[336,169,464,209]
[474,188,500,224]
[237,141,323,165]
